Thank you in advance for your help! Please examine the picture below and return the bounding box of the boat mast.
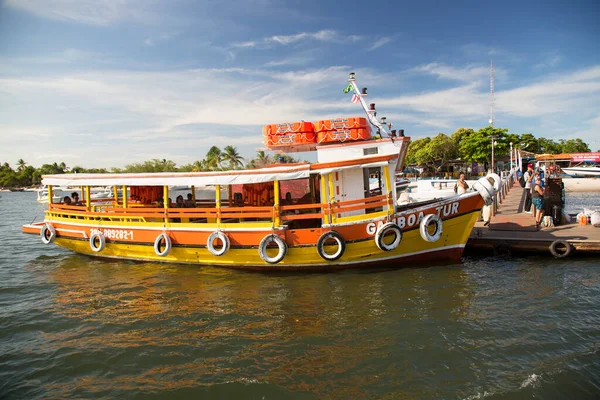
[347,72,390,137]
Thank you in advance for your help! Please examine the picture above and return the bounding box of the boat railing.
[45,194,390,226]
[280,203,324,221]
[491,171,516,216]
[331,194,389,223]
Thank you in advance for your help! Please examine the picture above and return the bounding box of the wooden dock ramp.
[467,174,600,257]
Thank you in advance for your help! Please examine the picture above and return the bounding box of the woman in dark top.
[532,176,545,228]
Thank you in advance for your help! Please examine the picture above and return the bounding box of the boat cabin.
[41,136,409,232]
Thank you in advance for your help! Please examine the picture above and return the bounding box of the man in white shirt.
[523,164,534,213]
[457,173,469,194]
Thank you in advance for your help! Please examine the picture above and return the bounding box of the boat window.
[364,167,383,197]
[363,147,378,156]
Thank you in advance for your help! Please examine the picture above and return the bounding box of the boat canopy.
[42,164,312,187]
[42,153,398,187]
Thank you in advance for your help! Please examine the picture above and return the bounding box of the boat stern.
[22,221,45,235]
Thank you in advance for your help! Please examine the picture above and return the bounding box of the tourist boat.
[22,73,499,270]
[36,189,63,204]
[561,165,600,177]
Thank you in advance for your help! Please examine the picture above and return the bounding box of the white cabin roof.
[42,153,400,187]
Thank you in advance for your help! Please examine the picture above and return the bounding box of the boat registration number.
[91,228,134,240]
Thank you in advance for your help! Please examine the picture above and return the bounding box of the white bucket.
[591,211,600,227]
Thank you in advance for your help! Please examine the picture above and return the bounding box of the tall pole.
[510,142,513,176]
[491,136,495,174]
[489,60,495,174]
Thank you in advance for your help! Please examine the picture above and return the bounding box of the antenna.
[489,59,494,126]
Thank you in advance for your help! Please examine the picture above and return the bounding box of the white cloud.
[412,62,491,82]
[534,54,563,69]
[232,30,362,49]
[368,37,391,51]
[5,0,158,26]
[386,83,487,118]
[143,31,181,46]
[231,41,257,48]
[497,66,600,117]
[1,62,599,168]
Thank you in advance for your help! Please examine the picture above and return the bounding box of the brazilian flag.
[343,84,353,94]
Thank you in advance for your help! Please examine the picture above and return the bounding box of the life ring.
[375,222,402,251]
[316,231,345,261]
[154,233,172,257]
[549,240,572,258]
[486,173,501,192]
[89,231,106,252]
[420,214,443,242]
[207,231,230,256]
[40,223,56,244]
[473,177,495,205]
[258,234,287,264]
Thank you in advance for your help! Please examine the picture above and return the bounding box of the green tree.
[222,146,244,170]
[16,159,27,172]
[205,146,223,170]
[123,159,177,172]
[516,133,539,153]
[18,165,36,186]
[559,138,590,153]
[459,126,509,163]
[247,150,272,168]
[451,128,475,150]
[423,133,458,170]
[405,137,431,165]
[537,138,560,154]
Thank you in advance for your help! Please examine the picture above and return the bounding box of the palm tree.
[253,150,272,168]
[222,146,244,170]
[205,146,223,171]
[191,160,204,172]
[16,159,26,172]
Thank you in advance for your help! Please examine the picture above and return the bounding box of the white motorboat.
[562,166,600,177]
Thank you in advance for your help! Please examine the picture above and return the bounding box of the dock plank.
[489,180,537,231]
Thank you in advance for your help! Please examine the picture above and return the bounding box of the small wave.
[520,373,540,389]
[222,378,269,385]
[463,390,494,400]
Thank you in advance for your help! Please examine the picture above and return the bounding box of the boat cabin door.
[333,167,365,218]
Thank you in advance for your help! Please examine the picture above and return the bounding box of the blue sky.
[1,0,599,169]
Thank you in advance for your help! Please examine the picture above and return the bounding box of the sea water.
[1,192,599,399]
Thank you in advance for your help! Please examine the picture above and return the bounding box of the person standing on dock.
[524,164,534,213]
[532,176,545,229]
[457,173,469,194]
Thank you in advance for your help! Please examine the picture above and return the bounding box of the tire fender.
[316,231,346,261]
[154,233,172,257]
[259,234,287,264]
[89,231,106,253]
[549,240,572,258]
[420,214,443,242]
[40,223,56,245]
[207,231,230,256]
[375,222,402,251]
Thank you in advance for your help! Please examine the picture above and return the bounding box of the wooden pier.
[466,174,600,257]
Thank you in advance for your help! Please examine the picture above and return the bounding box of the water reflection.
[38,256,476,397]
